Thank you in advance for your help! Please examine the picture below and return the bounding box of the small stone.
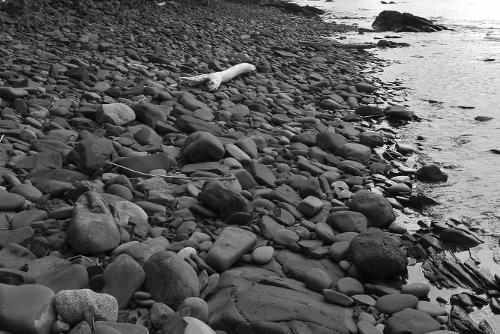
[385,308,440,334]
[251,246,274,264]
[198,180,249,220]
[326,211,368,233]
[0,190,26,211]
[352,294,376,306]
[385,105,414,120]
[150,303,175,329]
[96,103,135,125]
[336,277,364,296]
[272,228,300,246]
[304,267,333,292]
[178,297,209,323]
[323,289,353,306]
[329,241,350,262]
[375,293,419,314]
[337,143,371,164]
[402,283,430,299]
[247,160,276,187]
[55,289,118,325]
[357,320,380,334]
[297,196,324,217]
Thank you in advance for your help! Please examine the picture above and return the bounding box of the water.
[295,0,500,325]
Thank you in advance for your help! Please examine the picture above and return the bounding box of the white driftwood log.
[180,63,256,91]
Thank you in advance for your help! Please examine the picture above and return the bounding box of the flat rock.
[35,263,89,293]
[208,267,352,334]
[113,152,171,177]
[206,226,256,272]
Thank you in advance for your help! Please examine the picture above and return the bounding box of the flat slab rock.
[208,267,352,334]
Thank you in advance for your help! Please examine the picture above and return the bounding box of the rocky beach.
[0,0,498,333]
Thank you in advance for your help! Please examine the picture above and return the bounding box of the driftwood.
[180,63,256,91]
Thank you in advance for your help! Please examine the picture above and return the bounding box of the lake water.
[295,0,500,325]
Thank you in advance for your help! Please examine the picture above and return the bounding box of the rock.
[385,105,414,120]
[55,289,118,325]
[114,152,171,177]
[66,192,120,255]
[94,321,149,334]
[102,254,145,309]
[144,251,199,308]
[329,241,350,262]
[355,105,384,117]
[439,228,482,247]
[416,301,447,317]
[297,195,324,217]
[336,277,364,296]
[198,180,249,220]
[360,131,385,147]
[96,103,135,125]
[323,289,354,306]
[337,143,371,164]
[206,226,257,271]
[304,267,333,292]
[0,190,26,211]
[67,136,117,174]
[373,10,448,32]
[326,211,368,233]
[416,164,448,182]
[179,92,210,111]
[183,316,216,334]
[349,228,407,279]
[357,321,380,334]
[401,283,430,299]
[0,283,56,334]
[178,297,209,323]
[208,267,352,334]
[150,302,175,329]
[0,87,28,100]
[385,308,441,334]
[182,131,225,163]
[375,293,419,314]
[132,102,169,128]
[316,131,347,153]
[35,263,89,293]
[251,246,274,264]
[247,160,276,187]
[348,190,395,228]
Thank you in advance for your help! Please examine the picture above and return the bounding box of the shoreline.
[0,0,498,333]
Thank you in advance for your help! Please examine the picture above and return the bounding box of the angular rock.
[144,251,199,308]
[206,226,257,272]
[198,180,249,220]
[247,159,276,187]
[349,228,407,279]
[67,136,117,174]
[66,192,120,255]
[348,190,395,228]
[132,102,169,128]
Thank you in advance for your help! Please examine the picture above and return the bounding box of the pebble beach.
[0,1,497,333]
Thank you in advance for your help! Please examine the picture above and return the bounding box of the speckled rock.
[55,289,118,325]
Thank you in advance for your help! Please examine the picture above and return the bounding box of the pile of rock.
[0,0,491,334]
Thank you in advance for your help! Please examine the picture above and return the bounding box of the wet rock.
[182,131,225,163]
[355,105,384,117]
[55,289,118,325]
[373,10,448,32]
[208,267,352,334]
[66,192,120,255]
[144,251,199,308]
[385,308,441,334]
[349,228,407,278]
[385,105,415,120]
[198,180,249,220]
[0,283,56,334]
[348,190,395,228]
[206,226,257,271]
[416,164,448,182]
[96,103,135,126]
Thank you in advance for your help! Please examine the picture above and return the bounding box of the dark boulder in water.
[373,10,449,32]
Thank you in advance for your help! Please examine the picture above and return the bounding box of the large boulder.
[144,251,199,308]
[66,192,120,255]
[372,10,448,32]
[348,190,395,228]
[207,267,352,334]
[349,228,408,279]
[182,131,225,163]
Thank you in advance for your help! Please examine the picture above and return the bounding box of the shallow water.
[296,0,500,324]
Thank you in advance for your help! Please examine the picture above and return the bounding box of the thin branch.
[107,161,236,181]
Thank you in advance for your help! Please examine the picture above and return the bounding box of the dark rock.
[385,308,441,334]
[113,152,171,177]
[206,226,256,272]
[316,131,347,153]
[132,102,169,128]
[198,180,249,220]
[182,131,225,163]
[349,228,407,279]
[326,211,368,233]
[67,136,117,174]
[416,164,448,182]
[373,10,448,32]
